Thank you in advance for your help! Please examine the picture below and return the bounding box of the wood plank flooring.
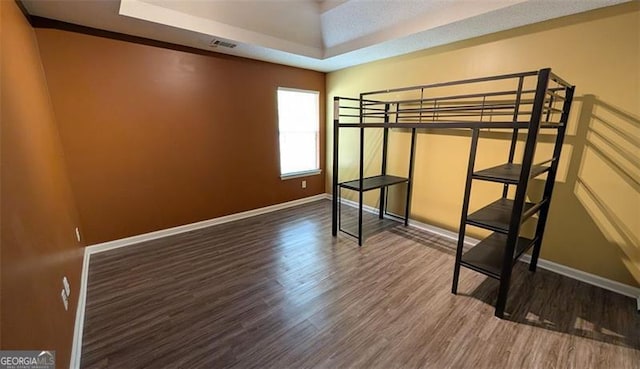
[81,199,640,369]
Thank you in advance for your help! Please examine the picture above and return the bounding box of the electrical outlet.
[61,289,68,311]
[301,180,307,189]
[75,227,81,242]
[63,276,70,297]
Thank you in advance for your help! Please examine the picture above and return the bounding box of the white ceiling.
[23,0,629,72]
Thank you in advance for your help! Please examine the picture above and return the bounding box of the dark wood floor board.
[81,199,640,369]
[297,305,392,368]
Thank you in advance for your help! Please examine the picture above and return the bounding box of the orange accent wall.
[1,1,84,367]
[34,26,326,245]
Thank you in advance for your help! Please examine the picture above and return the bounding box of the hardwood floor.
[81,199,640,369]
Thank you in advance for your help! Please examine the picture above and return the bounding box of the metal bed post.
[452,127,480,294]
[495,68,551,318]
[384,102,401,219]
[529,84,574,272]
[332,96,340,237]
[357,95,365,246]
[379,103,390,219]
[404,128,417,226]
[403,88,422,226]
[502,76,525,198]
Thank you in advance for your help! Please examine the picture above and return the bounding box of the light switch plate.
[63,276,70,297]
[61,289,68,311]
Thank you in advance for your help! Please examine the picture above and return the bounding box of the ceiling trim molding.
[30,16,323,72]
[15,0,33,25]
[119,0,323,59]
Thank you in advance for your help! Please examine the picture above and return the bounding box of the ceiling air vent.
[210,39,237,49]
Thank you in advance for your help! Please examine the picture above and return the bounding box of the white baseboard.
[69,193,327,369]
[329,194,640,301]
[85,194,327,255]
[412,219,640,300]
[329,194,478,247]
[518,254,640,300]
[69,247,90,369]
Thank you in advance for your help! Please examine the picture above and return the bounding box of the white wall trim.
[69,193,327,369]
[329,194,640,301]
[69,247,90,369]
[85,194,327,255]
[411,217,640,300]
[518,254,640,300]
[329,194,479,247]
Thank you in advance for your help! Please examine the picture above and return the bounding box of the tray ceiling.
[23,0,629,72]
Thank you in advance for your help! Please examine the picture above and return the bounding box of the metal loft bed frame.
[331,68,575,318]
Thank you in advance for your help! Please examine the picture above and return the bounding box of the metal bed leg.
[358,190,364,246]
[379,187,386,220]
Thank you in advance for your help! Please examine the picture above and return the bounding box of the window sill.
[281,169,322,180]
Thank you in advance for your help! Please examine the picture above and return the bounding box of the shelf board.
[472,163,549,184]
[461,233,535,278]
[466,198,536,233]
[339,175,409,192]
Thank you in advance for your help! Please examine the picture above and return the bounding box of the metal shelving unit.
[332,97,417,246]
[331,68,575,317]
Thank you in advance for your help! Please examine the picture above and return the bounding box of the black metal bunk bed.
[331,68,575,318]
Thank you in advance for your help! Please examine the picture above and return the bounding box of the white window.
[277,87,320,178]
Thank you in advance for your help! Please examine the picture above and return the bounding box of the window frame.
[276,87,322,180]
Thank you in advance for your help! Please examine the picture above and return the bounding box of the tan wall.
[1,1,84,367]
[34,25,326,245]
[327,3,640,287]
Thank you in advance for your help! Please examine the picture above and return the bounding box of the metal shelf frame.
[331,68,575,318]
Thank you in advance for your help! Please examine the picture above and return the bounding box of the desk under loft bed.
[331,68,575,318]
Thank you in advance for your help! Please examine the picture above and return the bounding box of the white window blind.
[277,88,320,177]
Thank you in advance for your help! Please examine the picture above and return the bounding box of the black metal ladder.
[451,68,575,318]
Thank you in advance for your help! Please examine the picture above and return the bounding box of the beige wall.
[327,3,640,287]
[1,1,84,367]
